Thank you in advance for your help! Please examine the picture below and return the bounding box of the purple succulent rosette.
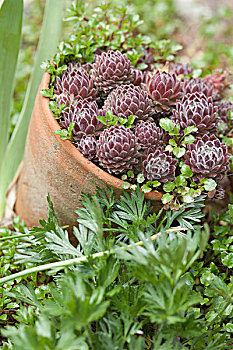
[172,92,219,134]
[215,100,233,124]
[143,71,183,113]
[169,62,194,77]
[54,67,97,104]
[76,134,97,161]
[90,50,134,94]
[96,125,141,174]
[135,121,168,149]
[143,148,177,183]
[103,84,154,122]
[214,100,233,134]
[184,134,230,181]
[61,100,102,140]
[183,78,214,98]
[131,68,148,86]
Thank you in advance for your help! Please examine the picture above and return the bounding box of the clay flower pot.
[15,72,163,229]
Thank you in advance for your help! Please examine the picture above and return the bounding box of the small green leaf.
[173,147,186,158]
[169,139,177,147]
[49,101,63,119]
[200,271,214,286]
[106,110,114,121]
[163,181,175,192]
[181,164,193,178]
[184,126,198,135]
[221,252,233,268]
[183,135,195,144]
[166,54,175,61]
[162,193,174,204]
[169,125,180,136]
[136,62,148,70]
[159,118,174,133]
[68,122,75,140]
[122,182,130,189]
[0,314,7,321]
[40,88,54,98]
[54,129,69,140]
[121,174,127,180]
[56,64,67,75]
[228,109,233,121]
[182,193,195,203]
[228,204,233,219]
[141,184,152,193]
[200,179,217,191]
[194,189,202,196]
[151,180,161,188]
[223,323,233,333]
[111,118,119,126]
[97,116,107,125]
[118,117,127,125]
[137,173,145,183]
[127,115,136,126]
[175,175,187,187]
[127,170,134,178]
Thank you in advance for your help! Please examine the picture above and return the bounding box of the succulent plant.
[143,148,177,182]
[55,93,71,108]
[90,50,134,95]
[169,62,194,77]
[204,70,232,99]
[61,100,102,140]
[96,125,141,174]
[131,68,148,86]
[64,61,81,74]
[184,134,230,181]
[135,121,168,149]
[54,67,97,102]
[215,100,233,134]
[103,84,154,122]
[183,78,214,98]
[172,92,219,134]
[142,71,183,114]
[215,100,233,124]
[76,135,97,160]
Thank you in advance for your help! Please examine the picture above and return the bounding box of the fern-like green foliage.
[1,189,233,349]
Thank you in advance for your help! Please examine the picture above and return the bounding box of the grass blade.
[0,0,23,165]
[0,0,63,218]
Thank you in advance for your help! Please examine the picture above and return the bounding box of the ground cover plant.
[41,1,233,209]
[0,188,233,349]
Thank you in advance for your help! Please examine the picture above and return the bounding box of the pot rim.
[40,71,163,201]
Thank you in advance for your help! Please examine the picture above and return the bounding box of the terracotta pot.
[15,72,163,230]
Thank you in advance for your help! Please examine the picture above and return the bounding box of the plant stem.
[0,232,40,242]
[0,228,185,285]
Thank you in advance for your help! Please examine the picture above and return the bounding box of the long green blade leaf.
[0,0,63,218]
[0,0,23,165]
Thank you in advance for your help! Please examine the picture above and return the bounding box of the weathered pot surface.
[15,72,163,230]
